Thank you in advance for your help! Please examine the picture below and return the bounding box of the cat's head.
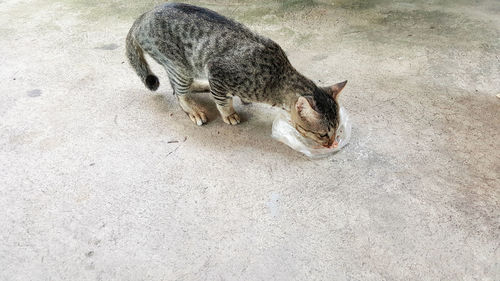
[290,81,347,148]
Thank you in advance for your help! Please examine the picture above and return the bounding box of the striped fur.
[126,3,346,146]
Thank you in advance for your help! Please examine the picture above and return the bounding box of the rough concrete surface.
[1,0,499,280]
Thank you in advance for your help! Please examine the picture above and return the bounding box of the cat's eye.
[319,133,328,138]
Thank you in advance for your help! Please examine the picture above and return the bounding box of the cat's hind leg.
[166,69,208,126]
[177,95,208,126]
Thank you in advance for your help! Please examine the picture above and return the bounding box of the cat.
[126,3,347,148]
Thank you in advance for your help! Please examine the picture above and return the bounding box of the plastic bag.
[271,107,351,158]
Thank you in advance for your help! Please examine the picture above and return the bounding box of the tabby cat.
[126,3,347,148]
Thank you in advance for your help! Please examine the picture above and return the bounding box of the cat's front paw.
[222,112,241,125]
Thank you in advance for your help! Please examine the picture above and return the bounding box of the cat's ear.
[296,96,320,122]
[325,80,347,100]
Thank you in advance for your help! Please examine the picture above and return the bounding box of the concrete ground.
[1,0,499,280]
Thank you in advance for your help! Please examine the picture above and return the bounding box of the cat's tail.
[125,28,159,91]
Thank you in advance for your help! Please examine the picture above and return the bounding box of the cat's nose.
[329,139,339,148]
[324,138,338,148]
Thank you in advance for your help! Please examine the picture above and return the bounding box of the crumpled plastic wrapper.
[271,107,352,158]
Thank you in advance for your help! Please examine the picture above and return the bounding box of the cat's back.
[143,3,283,56]
[134,3,289,79]
[158,3,237,26]
[150,3,252,37]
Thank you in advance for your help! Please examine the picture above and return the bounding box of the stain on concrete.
[311,54,328,61]
[86,251,94,257]
[95,43,119,50]
[266,192,281,218]
[280,0,317,11]
[59,0,165,20]
[27,89,42,97]
[336,0,382,10]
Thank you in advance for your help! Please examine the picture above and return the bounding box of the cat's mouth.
[323,136,339,149]
[323,140,338,149]
[294,124,339,149]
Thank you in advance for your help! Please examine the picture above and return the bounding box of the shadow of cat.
[148,93,311,161]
